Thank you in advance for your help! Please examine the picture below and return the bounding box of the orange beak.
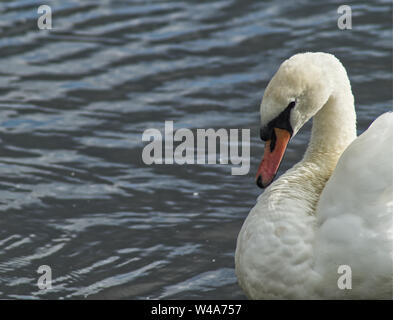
[256,128,291,188]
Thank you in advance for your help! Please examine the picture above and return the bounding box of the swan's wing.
[314,112,393,298]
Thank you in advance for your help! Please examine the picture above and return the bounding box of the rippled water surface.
[0,0,391,299]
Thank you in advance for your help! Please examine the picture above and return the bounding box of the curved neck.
[303,70,357,173]
[273,71,357,217]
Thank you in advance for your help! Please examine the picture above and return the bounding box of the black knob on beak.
[260,126,272,141]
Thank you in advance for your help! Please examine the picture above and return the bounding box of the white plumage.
[235,52,393,299]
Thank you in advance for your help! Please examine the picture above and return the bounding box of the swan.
[235,52,393,299]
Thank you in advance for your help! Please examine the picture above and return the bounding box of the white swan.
[235,52,393,299]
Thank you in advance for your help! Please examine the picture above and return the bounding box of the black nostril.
[260,126,272,141]
[256,175,265,188]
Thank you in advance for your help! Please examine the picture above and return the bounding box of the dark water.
[0,0,391,299]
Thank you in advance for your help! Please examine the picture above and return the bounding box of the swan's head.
[256,52,336,188]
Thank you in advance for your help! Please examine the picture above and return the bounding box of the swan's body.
[235,52,393,299]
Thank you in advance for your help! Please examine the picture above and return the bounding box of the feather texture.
[235,52,392,299]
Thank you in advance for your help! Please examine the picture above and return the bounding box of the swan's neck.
[274,81,358,217]
[303,67,357,172]
[285,84,358,222]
